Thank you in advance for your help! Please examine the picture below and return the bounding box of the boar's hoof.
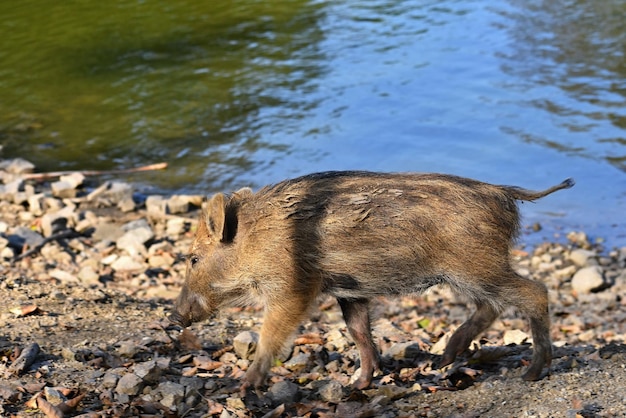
[168,311,191,328]
[521,365,546,381]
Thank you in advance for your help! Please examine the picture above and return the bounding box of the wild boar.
[169,171,574,389]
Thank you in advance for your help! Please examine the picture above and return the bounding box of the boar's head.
[169,188,252,328]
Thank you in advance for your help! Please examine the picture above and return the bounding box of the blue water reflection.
[1,0,624,243]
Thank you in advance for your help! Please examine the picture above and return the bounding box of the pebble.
[267,380,300,404]
[503,329,529,345]
[572,266,606,294]
[384,341,423,360]
[284,352,311,371]
[115,373,144,395]
[78,265,101,286]
[156,381,185,410]
[569,249,597,267]
[111,256,145,272]
[134,360,161,383]
[233,331,259,360]
[318,380,344,403]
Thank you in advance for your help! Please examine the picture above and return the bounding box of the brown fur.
[170,171,574,389]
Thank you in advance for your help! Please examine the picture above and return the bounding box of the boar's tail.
[506,178,575,202]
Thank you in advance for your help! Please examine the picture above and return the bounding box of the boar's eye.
[190,255,200,266]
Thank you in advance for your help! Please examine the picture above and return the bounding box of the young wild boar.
[169,171,574,390]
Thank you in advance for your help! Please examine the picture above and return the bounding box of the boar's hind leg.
[508,276,552,381]
[338,298,380,390]
[440,302,500,369]
[245,298,313,388]
[441,273,552,381]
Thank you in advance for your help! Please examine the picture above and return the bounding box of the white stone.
[569,249,597,267]
[571,266,605,294]
[503,329,529,345]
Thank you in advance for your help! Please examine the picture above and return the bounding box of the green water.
[1,0,323,188]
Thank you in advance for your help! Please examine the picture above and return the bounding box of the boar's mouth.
[168,310,193,328]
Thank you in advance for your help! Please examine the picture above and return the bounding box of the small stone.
[117,197,136,212]
[7,227,44,249]
[27,194,45,216]
[51,180,77,198]
[117,341,141,358]
[226,397,246,410]
[179,376,204,393]
[267,380,299,404]
[92,222,124,242]
[569,249,597,267]
[572,266,606,294]
[284,353,311,372]
[166,218,187,236]
[148,254,175,268]
[78,266,100,286]
[1,179,24,201]
[101,371,121,389]
[134,360,161,383]
[41,205,75,237]
[233,331,259,360]
[157,381,185,409]
[166,195,190,214]
[318,380,344,403]
[101,254,119,265]
[116,225,154,257]
[111,256,144,272]
[60,172,85,188]
[115,373,144,395]
[4,158,35,174]
[1,247,14,259]
[384,342,423,360]
[43,387,67,405]
[146,195,167,218]
[49,269,79,283]
[503,329,529,345]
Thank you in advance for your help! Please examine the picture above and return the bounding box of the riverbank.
[1,157,625,417]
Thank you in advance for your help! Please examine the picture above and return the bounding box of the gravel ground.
[1,158,625,417]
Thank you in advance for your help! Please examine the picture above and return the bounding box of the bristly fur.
[172,171,573,388]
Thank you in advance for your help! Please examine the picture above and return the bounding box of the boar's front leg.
[338,298,380,390]
[245,295,313,388]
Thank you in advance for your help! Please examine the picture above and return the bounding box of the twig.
[21,162,168,181]
[13,229,80,262]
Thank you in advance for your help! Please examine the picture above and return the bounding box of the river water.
[1,0,625,244]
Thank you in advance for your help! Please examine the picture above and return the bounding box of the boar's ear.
[205,193,238,243]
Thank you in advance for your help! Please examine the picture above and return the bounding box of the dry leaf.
[179,328,202,350]
[207,399,224,415]
[261,403,285,418]
[36,395,65,418]
[211,345,233,359]
[293,333,324,346]
[192,355,222,371]
[25,392,42,409]
[58,393,86,414]
[10,304,41,317]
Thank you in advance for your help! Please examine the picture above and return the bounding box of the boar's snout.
[169,285,211,328]
[168,310,192,328]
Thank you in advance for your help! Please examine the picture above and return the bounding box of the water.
[1,0,625,245]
